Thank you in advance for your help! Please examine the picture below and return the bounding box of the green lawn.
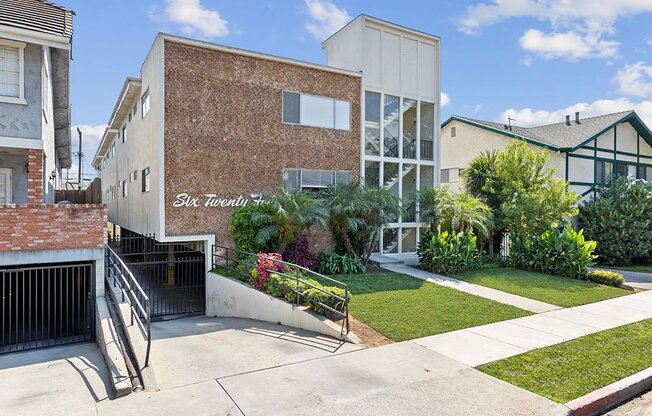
[478,319,652,403]
[330,272,531,342]
[602,264,652,273]
[454,267,630,308]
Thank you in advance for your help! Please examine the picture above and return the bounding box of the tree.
[251,188,328,252]
[319,182,403,264]
[441,192,493,238]
[578,178,652,265]
[416,186,450,230]
[464,140,579,240]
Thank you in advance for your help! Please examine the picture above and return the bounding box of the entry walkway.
[383,263,561,313]
[413,289,652,366]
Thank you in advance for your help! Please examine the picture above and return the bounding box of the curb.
[566,367,652,416]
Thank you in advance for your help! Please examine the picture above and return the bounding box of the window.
[142,167,150,192]
[364,91,381,156]
[132,103,137,117]
[0,168,12,204]
[141,89,150,118]
[402,98,417,159]
[638,165,652,180]
[129,171,134,182]
[440,168,460,183]
[451,127,457,138]
[615,162,636,179]
[420,102,435,160]
[128,111,132,122]
[283,168,351,191]
[282,91,350,130]
[596,161,613,184]
[122,125,127,143]
[384,95,399,157]
[0,39,25,104]
[122,180,128,197]
[111,186,115,200]
[110,143,116,158]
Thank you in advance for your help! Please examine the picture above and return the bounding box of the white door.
[0,168,12,204]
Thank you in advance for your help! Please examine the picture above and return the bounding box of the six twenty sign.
[173,193,265,208]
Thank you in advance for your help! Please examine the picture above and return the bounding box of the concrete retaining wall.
[206,272,354,341]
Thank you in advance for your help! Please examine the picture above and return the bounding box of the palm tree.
[320,182,366,258]
[357,184,404,264]
[463,149,498,199]
[251,188,328,252]
[441,192,493,238]
[416,186,450,231]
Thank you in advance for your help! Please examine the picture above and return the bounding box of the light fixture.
[50,169,57,180]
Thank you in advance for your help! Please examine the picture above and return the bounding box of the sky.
[58,0,652,183]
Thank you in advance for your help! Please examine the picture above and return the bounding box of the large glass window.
[283,92,350,130]
[383,228,398,254]
[383,95,399,157]
[402,99,417,159]
[364,91,381,156]
[615,162,636,179]
[402,164,417,222]
[596,161,613,184]
[383,162,399,223]
[420,102,435,160]
[402,228,417,252]
[420,165,434,190]
[365,161,380,187]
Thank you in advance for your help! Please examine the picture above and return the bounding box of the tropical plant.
[417,230,481,275]
[317,251,366,275]
[251,188,328,252]
[440,192,493,238]
[319,181,403,265]
[462,149,499,202]
[416,186,451,230]
[229,203,278,254]
[251,252,284,290]
[578,178,652,265]
[508,226,597,280]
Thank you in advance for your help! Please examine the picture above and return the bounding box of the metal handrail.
[105,247,152,367]
[211,245,350,337]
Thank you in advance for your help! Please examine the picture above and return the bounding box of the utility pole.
[76,127,83,189]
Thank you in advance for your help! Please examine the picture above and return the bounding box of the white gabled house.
[441,110,652,200]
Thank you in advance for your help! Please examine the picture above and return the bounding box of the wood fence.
[55,178,102,204]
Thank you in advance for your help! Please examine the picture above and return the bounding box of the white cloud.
[647,40,652,46]
[441,92,450,107]
[519,29,618,60]
[458,0,652,60]
[520,55,533,66]
[156,0,229,38]
[615,62,652,98]
[498,98,652,128]
[304,0,350,41]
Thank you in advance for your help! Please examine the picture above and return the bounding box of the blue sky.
[58,0,652,180]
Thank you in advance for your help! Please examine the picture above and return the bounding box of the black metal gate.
[1,263,95,354]
[109,232,205,319]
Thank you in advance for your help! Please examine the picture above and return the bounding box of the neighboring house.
[441,111,652,200]
[0,0,107,354]
[92,14,441,263]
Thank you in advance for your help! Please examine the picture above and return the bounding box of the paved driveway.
[0,343,112,416]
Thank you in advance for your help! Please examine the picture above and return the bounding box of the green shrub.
[509,226,597,280]
[317,251,366,275]
[588,270,624,287]
[229,203,278,254]
[578,178,652,265]
[265,273,349,317]
[417,230,481,275]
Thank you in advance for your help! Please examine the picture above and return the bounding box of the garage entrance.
[0,263,95,354]
[109,231,205,319]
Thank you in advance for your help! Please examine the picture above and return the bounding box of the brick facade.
[27,149,44,204]
[0,204,107,252]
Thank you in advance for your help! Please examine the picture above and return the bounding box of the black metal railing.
[1,263,94,354]
[404,200,417,223]
[211,246,350,337]
[403,138,416,159]
[384,132,399,158]
[105,247,151,367]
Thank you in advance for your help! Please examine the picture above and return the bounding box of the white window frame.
[281,90,351,131]
[141,89,150,118]
[0,168,12,203]
[122,125,127,143]
[122,180,128,198]
[0,39,26,105]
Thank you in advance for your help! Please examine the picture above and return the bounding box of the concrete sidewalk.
[383,263,561,314]
[413,289,652,366]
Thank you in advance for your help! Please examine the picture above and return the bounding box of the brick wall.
[27,149,44,204]
[0,204,107,252]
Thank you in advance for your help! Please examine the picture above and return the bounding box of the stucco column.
[27,149,44,204]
